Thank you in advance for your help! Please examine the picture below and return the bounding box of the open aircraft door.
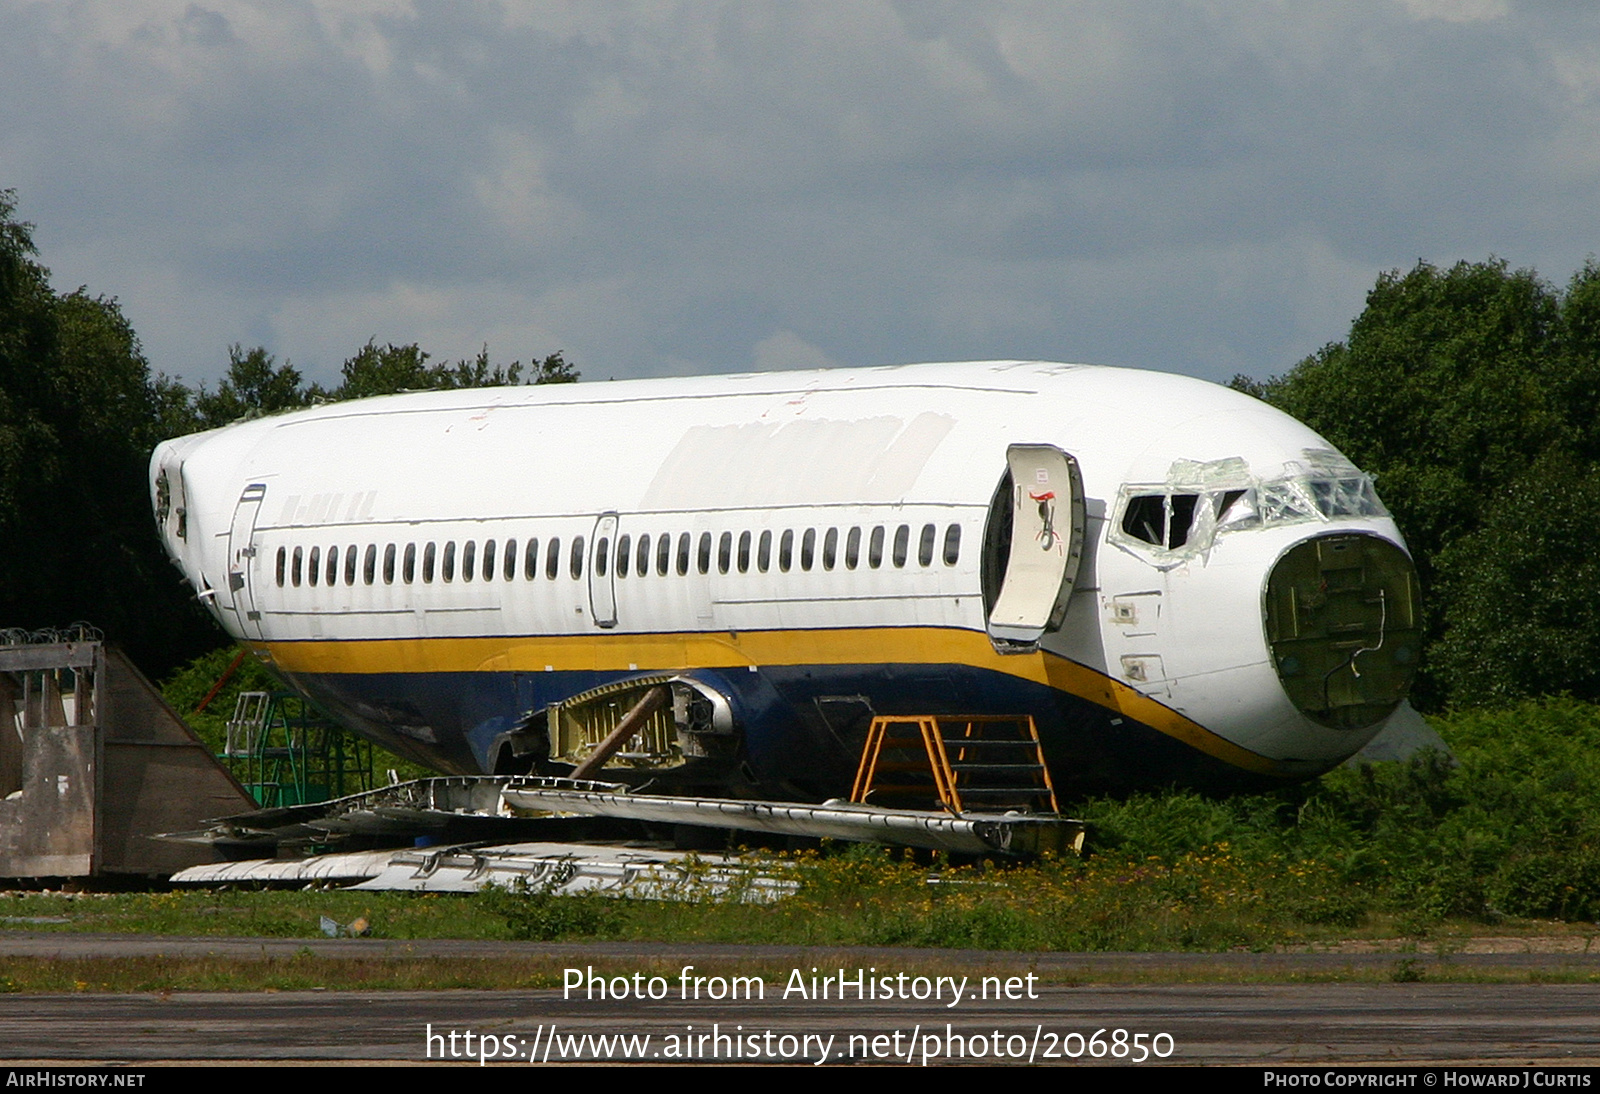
[588,512,619,629]
[226,482,267,640]
[983,444,1086,652]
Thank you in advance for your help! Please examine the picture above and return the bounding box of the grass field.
[6,698,1600,991]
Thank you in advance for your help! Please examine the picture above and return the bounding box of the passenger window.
[656,533,671,577]
[546,537,561,580]
[595,536,610,577]
[423,543,436,583]
[403,543,416,584]
[326,546,339,586]
[738,531,751,573]
[292,546,303,587]
[846,527,861,570]
[758,530,772,573]
[462,540,476,582]
[525,538,540,580]
[697,532,712,575]
[617,534,631,578]
[893,525,910,568]
[570,536,585,579]
[364,543,377,585]
[918,523,935,567]
[309,546,321,586]
[504,539,517,581]
[778,529,794,573]
[676,532,691,576]
[822,528,838,570]
[718,531,732,574]
[345,545,358,585]
[276,547,286,587]
[869,526,884,569]
[383,543,396,584]
[442,541,456,582]
[482,539,496,582]
[636,534,651,577]
[801,529,816,571]
[943,523,961,566]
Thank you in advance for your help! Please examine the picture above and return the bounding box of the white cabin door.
[226,482,267,639]
[983,444,1085,651]
[588,512,619,628]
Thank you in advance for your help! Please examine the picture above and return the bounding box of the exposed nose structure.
[1264,532,1421,731]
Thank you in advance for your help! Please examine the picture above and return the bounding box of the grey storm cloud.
[2,0,1598,388]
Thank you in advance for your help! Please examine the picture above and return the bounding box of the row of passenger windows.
[272,523,963,589]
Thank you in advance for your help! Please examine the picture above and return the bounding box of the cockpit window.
[1121,493,1201,549]
[154,470,171,523]
[1112,452,1389,562]
[1308,476,1386,519]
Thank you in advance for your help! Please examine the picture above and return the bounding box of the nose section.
[150,442,189,562]
[1264,533,1422,731]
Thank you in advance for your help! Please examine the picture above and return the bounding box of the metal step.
[852,714,1061,816]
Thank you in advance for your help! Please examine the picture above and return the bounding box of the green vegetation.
[1080,699,1600,936]
[0,189,576,680]
[159,646,434,786]
[4,700,1599,962]
[478,866,626,941]
[1239,258,1600,710]
[0,955,580,994]
[0,889,498,940]
[181,340,577,433]
[0,192,215,673]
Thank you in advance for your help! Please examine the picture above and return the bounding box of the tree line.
[185,340,577,432]
[0,190,576,677]
[1237,257,1600,710]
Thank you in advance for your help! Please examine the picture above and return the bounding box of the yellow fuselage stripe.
[256,626,1283,776]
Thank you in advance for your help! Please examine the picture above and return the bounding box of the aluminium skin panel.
[150,362,1416,795]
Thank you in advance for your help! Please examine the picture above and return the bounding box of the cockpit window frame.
[1109,452,1389,564]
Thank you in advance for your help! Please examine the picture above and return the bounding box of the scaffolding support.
[221,689,374,808]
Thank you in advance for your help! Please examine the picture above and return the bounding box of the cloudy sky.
[2,0,1597,389]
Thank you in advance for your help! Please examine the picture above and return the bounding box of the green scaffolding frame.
[222,690,374,808]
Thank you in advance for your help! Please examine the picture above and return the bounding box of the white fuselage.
[150,361,1417,794]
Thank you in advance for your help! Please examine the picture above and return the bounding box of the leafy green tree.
[0,189,220,672]
[181,341,582,426]
[1555,260,1600,462]
[1242,258,1600,708]
[1249,260,1568,585]
[1429,453,1600,706]
[190,344,321,429]
[332,340,577,401]
[334,340,446,399]
[527,350,578,385]
[0,188,579,683]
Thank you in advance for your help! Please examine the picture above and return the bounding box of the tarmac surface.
[3,934,1600,1065]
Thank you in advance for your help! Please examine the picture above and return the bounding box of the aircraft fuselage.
[150,361,1420,798]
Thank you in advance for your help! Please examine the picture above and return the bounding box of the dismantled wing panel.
[986,444,1086,650]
